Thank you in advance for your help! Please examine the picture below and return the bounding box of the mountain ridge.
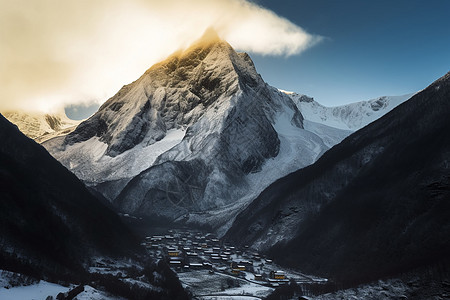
[2,110,80,143]
[0,113,140,280]
[285,91,414,131]
[224,71,450,283]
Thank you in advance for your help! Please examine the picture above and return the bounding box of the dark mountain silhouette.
[225,72,450,284]
[0,113,140,280]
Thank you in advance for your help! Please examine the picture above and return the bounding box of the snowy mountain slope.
[182,102,352,235]
[44,128,185,189]
[2,110,80,143]
[285,91,414,131]
[303,120,352,148]
[44,30,352,225]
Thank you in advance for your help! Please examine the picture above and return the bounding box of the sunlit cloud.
[0,0,321,113]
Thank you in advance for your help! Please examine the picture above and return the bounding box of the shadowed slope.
[0,114,140,279]
[225,72,450,283]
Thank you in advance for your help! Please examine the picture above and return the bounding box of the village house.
[167,248,180,257]
[254,274,263,281]
[270,270,286,280]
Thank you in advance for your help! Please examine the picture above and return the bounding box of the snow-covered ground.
[178,270,273,299]
[0,270,122,300]
[0,280,70,300]
[0,283,123,300]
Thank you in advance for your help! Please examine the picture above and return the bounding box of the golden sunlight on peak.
[185,27,230,50]
[197,27,222,44]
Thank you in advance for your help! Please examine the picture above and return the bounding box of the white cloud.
[0,0,321,113]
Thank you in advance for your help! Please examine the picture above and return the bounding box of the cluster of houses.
[142,230,289,286]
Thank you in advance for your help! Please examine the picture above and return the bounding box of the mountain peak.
[63,28,257,157]
[179,27,230,59]
[196,27,222,45]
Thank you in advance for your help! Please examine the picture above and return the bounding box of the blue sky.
[250,0,450,106]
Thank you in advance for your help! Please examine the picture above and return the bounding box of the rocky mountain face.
[3,110,80,143]
[0,113,141,279]
[286,91,413,131]
[44,30,350,229]
[225,72,450,283]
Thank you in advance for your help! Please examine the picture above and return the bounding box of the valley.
[1,5,449,298]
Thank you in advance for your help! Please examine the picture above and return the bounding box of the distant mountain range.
[225,71,450,284]
[2,110,80,143]
[286,91,414,131]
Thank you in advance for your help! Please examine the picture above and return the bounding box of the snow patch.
[0,280,70,300]
[43,128,185,183]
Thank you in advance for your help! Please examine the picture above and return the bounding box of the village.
[142,229,327,299]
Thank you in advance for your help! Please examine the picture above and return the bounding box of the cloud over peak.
[0,0,321,112]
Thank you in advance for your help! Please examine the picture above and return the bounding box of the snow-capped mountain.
[2,110,80,143]
[43,29,348,228]
[285,91,414,131]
